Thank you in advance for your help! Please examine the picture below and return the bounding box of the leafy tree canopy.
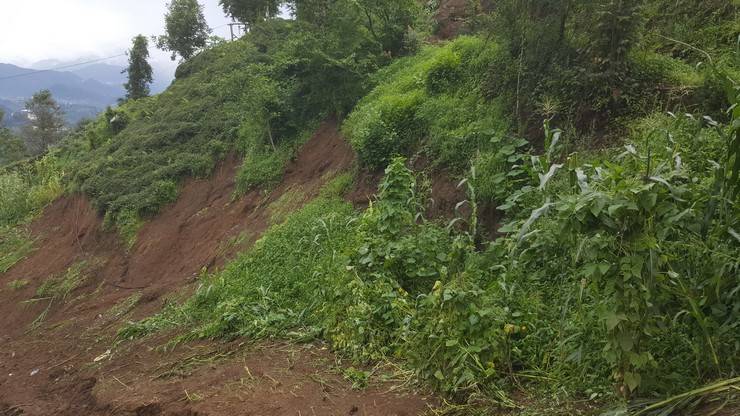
[156,0,211,60]
[0,111,26,166]
[123,35,154,100]
[219,0,421,56]
[21,90,65,156]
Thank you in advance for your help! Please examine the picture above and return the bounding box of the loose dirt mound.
[0,120,430,415]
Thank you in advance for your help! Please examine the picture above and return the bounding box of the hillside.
[1,1,738,415]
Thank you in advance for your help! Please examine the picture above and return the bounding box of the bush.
[235,148,291,195]
[0,155,63,227]
[345,37,512,172]
[425,48,462,94]
[0,172,33,226]
[347,91,425,170]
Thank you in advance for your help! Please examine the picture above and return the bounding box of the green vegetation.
[155,0,211,61]
[123,34,154,100]
[3,0,738,414]
[5,279,29,291]
[268,188,306,225]
[124,108,739,411]
[0,155,63,273]
[58,6,426,233]
[0,110,26,166]
[36,260,92,301]
[0,155,65,226]
[21,90,66,156]
[0,228,34,274]
[345,37,511,171]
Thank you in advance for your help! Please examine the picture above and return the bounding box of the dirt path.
[0,121,432,415]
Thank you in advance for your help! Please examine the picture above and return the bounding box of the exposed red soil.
[433,0,471,40]
[0,120,432,415]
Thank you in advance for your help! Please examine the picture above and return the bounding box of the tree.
[21,90,65,156]
[123,35,154,100]
[220,0,419,55]
[588,0,644,77]
[156,0,211,61]
[219,0,284,26]
[0,110,26,165]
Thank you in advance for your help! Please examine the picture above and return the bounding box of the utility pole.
[228,22,248,41]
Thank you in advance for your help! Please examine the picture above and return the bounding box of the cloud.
[0,0,231,68]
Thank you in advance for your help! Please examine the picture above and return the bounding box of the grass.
[235,146,292,196]
[118,109,739,412]
[4,8,734,414]
[6,279,29,291]
[36,260,92,301]
[216,231,252,259]
[344,36,511,172]
[60,19,360,233]
[0,155,63,275]
[0,226,34,274]
[268,188,306,225]
[106,293,142,321]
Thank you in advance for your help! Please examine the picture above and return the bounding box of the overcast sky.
[0,1,234,74]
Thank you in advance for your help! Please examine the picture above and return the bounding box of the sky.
[0,0,235,77]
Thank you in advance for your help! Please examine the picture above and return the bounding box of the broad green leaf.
[605,312,627,330]
[623,371,641,392]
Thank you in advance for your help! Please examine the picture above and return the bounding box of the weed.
[0,226,34,273]
[268,188,306,225]
[342,367,371,389]
[344,37,511,172]
[6,279,29,291]
[36,261,91,301]
[216,231,251,258]
[319,171,355,199]
[235,147,292,195]
[106,293,142,321]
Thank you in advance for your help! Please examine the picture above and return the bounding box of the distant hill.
[70,63,128,86]
[0,63,123,106]
[32,59,172,94]
[0,63,122,127]
[0,61,172,128]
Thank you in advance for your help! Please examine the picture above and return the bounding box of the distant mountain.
[71,63,128,86]
[69,63,171,94]
[0,62,126,128]
[0,59,174,129]
[0,63,123,107]
[32,59,172,94]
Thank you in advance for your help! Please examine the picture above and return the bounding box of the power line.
[0,53,128,81]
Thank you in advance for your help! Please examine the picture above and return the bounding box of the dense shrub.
[345,37,512,172]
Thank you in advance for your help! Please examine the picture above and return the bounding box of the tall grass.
[0,155,64,274]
